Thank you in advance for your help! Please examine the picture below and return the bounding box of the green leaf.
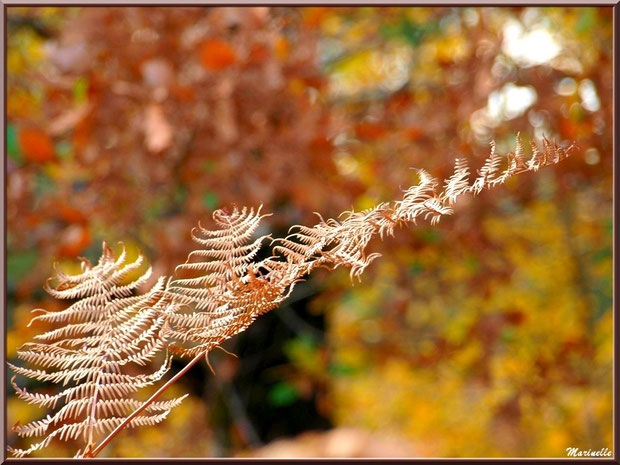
[34,172,57,200]
[201,160,216,174]
[145,201,164,221]
[605,217,613,237]
[7,124,22,163]
[284,334,320,370]
[327,362,358,377]
[55,140,73,161]
[408,261,424,277]
[419,229,440,243]
[73,76,89,104]
[7,249,39,283]
[576,8,596,36]
[174,185,187,205]
[81,240,104,264]
[500,327,516,343]
[268,382,299,407]
[202,191,219,210]
[466,255,479,273]
[380,18,437,46]
[591,246,611,264]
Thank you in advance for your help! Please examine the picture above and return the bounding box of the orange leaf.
[58,204,87,224]
[275,36,289,60]
[388,92,413,112]
[404,126,423,141]
[248,43,269,65]
[304,7,328,28]
[302,75,325,89]
[310,135,332,153]
[560,119,578,139]
[73,115,93,153]
[355,122,388,141]
[25,214,42,227]
[19,128,55,163]
[171,84,196,102]
[200,39,237,71]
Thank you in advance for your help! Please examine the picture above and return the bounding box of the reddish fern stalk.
[9,135,575,458]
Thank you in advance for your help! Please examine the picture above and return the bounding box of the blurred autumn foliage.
[6,6,613,458]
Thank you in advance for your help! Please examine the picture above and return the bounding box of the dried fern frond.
[269,135,576,281]
[164,206,285,357]
[8,243,185,458]
[167,135,576,358]
[9,135,575,458]
[440,157,471,206]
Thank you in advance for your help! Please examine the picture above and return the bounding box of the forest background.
[5,6,613,458]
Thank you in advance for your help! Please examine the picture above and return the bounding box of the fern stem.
[87,351,205,458]
[86,368,103,447]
